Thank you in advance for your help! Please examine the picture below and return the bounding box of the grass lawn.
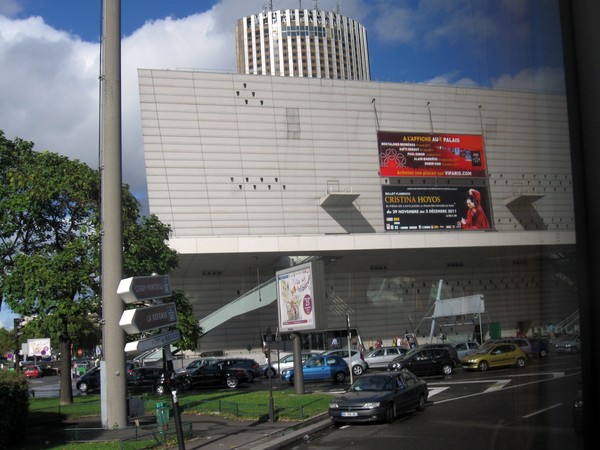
[29,387,333,421]
[26,388,333,449]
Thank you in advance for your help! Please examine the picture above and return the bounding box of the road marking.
[522,403,563,419]
[483,379,511,393]
[427,387,449,398]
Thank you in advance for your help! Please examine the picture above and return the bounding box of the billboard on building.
[27,338,51,357]
[276,260,326,333]
[378,131,486,178]
[382,185,492,231]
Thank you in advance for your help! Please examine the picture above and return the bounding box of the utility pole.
[101,0,126,429]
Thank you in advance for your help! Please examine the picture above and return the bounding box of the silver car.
[453,341,480,360]
[363,346,407,369]
[259,352,320,378]
[321,349,367,376]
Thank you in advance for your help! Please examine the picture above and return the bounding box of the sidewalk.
[59,412,332,449]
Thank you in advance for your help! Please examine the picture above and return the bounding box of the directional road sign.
[117,275,172,304]
[124,329,181,353]
[117,275,173,303]
[119,302,178,335]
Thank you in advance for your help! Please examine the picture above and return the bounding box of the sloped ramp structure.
[198,278,277,335]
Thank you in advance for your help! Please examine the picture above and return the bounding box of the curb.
[241,413,332,449]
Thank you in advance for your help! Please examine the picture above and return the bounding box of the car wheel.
[289,375,294,385]
[385,404,395,423]
[266,368,276,378]
[478,361,489,372]
[247,371,254,382]
[441,364,453,375]
[155,384,165,396]
[334,371,346,383]
[352,365,363,376]
[571,347,579,354]
[516,357,526,368]
[78,382,88,393]
[539,349,548,357]
[416,394,426,412]
[180,378,192,391]
[226,375,239,388]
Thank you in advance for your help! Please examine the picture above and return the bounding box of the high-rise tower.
[235,5,370,80]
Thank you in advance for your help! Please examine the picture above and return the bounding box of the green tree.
[0,131,199,404]
[0,327,14,357]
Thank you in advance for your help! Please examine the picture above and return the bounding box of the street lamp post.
[266,327,275,422]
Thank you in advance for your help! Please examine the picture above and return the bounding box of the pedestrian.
[392,335,397,347]
[330,337,339,349]
[369,337,374,351]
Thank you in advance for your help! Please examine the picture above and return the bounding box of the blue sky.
[0,0,565,329]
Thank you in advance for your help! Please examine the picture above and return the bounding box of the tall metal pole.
[101,0,126,429]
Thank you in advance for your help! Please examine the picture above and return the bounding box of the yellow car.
[461,343,527,371]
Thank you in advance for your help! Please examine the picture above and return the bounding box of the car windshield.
[349,376,393,392]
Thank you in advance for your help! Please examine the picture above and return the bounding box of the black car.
[218,358,261,382]
[329,371,428,424]
[388,345,457,376]
[175,359,250,390]
[76,362,142,394]
[76,366,101,393]
[127,367,166,395]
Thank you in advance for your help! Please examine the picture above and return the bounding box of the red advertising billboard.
[378,131,486,178]
[382,185,492,231]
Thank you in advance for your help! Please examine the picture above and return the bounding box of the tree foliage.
[0,130,199,403]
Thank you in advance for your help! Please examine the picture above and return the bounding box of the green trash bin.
[155,401,170,433]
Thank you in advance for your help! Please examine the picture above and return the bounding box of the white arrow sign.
[124,329,181,353]
[117,275,172,304]
[119,303,178,335]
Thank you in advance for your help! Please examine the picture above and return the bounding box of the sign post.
[117,274,184,449]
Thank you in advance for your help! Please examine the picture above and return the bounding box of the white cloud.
[0,9,240,213]
[421,70,478,88]
[492,67,565,94]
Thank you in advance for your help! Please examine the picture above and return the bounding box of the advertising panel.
[27,338,51,357]
[378,131,486,178]
[276,261,325,333]
[382,185,492,231]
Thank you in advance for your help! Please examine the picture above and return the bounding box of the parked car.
[76,366,101,393]
[461,343,528,371]
[23,365,43,378]
[329,370,428,424]
[281,355,350,385]
[175,357,220,374]
[453,341,480,360]
[554,334,581,354]
[478,337,533,357]
[127,367,166,395]
[363,347,408,369]
[76,362,135,393]
[260,352,320,378]
[175,360,250,390]
[321,349,367,376]
[387,345,457,376]
[529,337,550,357]
[218,358,261,382]
[39,364,59,376]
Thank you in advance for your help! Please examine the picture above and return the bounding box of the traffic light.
[13,318,24,370]
[13,318,24,338]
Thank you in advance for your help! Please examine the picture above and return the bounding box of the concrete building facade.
[138,68,577,353]
[235,8,370,80]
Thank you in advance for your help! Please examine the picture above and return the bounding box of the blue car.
[281,354,350,385]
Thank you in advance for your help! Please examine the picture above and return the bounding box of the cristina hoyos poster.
[382,186,492,231]
[378,131,486,178]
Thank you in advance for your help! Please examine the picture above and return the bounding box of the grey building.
[235,7,370,80]
[138,69,577,353]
